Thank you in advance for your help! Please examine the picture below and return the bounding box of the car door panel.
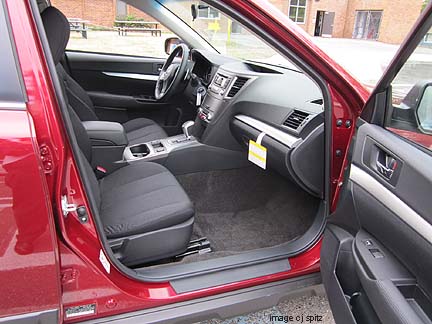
[87,91,172,124]
[323,122,432,324]
[66,51,163,96]
[64,51,185,134]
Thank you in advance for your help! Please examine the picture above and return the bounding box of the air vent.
[310,98,323,105]
[283,110,310,130]
[227,77,248,97]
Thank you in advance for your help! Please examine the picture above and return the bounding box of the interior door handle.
[376,160,394,179]
[376,152,398,180]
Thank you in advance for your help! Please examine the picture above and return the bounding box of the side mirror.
[415,84,432,134]
[399,81,432,134]
[164,37,182,55]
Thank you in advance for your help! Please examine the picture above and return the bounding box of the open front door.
[322,4,432,324]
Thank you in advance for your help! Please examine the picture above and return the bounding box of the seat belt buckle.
[95,166,107,179]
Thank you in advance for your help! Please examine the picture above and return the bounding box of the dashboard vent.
[227,77,248,97]
[283,110,310,130]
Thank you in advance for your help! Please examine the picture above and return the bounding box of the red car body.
[1,0,428,322]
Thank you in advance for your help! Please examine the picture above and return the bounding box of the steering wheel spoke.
[155,44,190,101]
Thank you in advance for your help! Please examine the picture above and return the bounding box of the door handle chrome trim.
[102,71,158,81]
[376,160,394,179]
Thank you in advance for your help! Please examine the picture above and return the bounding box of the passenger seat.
[71,107,194,266]
[41,7,194,266]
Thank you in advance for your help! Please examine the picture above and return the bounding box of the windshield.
[162,0,296,69]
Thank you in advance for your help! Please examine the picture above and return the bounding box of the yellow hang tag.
[248,139,267,169]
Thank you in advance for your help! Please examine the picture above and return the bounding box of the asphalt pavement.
[197,285,335,324]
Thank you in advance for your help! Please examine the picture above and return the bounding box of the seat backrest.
[41,7,101,209]
[41,6,99,122]
[57,65,99,121]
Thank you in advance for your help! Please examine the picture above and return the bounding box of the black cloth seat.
[42,6,194,265]
[123,118,168,145]
[43,6,167,145]
[100,162,194,239]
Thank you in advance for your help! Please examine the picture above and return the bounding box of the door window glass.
[163,1,295,67]
[50,0,177,58]
[387,39,432,150]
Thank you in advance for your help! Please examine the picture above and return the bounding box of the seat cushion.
[123,118,167,145]
[99,162,194,239]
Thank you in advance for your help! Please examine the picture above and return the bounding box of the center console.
[123,133,200,162]
[83,121,128,173]
[197,72,235,123]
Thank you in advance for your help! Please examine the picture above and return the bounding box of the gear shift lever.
[182,121,195,140]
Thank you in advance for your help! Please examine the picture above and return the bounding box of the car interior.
[28,0,432,322]
[37,1,327,285]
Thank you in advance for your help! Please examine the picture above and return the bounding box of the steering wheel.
[155,43,190,101]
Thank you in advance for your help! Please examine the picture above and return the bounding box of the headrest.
[41,7,70,65]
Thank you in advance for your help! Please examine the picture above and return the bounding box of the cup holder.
[130,144,150,158]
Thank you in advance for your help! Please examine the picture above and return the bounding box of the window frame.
[288,0,307,25]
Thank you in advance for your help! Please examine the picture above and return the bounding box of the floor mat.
[177,167,319,255]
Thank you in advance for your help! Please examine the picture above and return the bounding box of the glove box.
[230,116,324,198]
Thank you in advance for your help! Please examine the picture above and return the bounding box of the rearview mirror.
[164,37,182,55]
[191,4,197,21]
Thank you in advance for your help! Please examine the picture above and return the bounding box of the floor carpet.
[176,167,319,257]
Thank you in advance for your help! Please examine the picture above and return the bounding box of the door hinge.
[61,195,77,217]
[39,144,54,173]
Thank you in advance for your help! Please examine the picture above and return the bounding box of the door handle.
[376,152,398,180]
[376,160,394,179]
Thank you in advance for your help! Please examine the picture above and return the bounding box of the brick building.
[276,0,424,44]
[51,0,423,44]
[50,0,154,27]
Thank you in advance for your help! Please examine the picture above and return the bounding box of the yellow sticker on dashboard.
[248,139,267,169]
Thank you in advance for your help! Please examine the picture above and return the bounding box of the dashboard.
[186,49,325,198]
[191,51,213,85]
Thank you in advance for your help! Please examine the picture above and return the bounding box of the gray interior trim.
[102,71,159,81]
[78,274,322,324]
[124,134,202,162]
[0,101,26,110]
[350,164,432,244]
[0,308,58,324]
[171,258,291,293]
[235,114,300,147]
